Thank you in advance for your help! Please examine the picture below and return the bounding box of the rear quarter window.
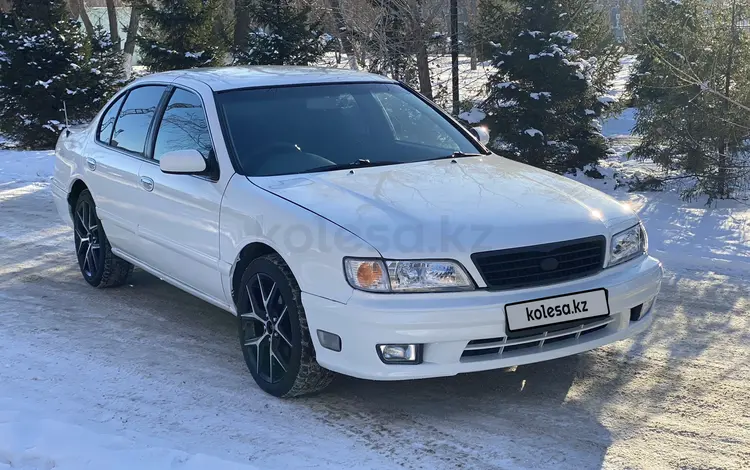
[96,93,125,145]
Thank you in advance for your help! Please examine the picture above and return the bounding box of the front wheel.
[237,254,334,397]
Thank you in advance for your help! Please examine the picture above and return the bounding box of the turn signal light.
[357,262,384,288]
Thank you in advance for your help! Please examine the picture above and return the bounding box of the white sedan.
[52,67,662,397]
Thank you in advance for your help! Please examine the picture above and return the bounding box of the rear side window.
[153,88,213,161]
[97,93,125,144]
[111,85,167,155]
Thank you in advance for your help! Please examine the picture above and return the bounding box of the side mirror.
[159,149,207,175]
[470,126,490,146]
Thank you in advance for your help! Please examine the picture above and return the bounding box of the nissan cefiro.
[52,67,663,397]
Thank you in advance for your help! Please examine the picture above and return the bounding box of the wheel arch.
[68,179,89,207]
[231,242,284,307]
[67,179,89,218]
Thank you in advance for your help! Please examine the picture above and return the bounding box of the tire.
[73,189,133,288]
[237,254,334,397]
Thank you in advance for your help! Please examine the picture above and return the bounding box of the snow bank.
[458,106,486,124]
[524,128,543,137]
[606,55,636,102]
[566,148,750,274]
[0,149,54,184]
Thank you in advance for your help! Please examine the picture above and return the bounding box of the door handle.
[140,176,154,192]
[85,157,96,171]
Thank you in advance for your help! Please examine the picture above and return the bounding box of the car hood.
[249,156,637,258]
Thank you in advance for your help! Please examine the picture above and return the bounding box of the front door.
[136,87,226,303]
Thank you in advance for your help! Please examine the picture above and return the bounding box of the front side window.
[111,85,167,155]
[97,93,125,145]
[216,83,480,176]
[153,88,213,162]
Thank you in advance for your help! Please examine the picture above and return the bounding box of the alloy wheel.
[240,273,294,383]
[74,199,101,277]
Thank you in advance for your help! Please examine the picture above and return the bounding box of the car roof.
[138,66,397,91]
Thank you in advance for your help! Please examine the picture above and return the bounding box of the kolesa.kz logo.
[526,299,589,321]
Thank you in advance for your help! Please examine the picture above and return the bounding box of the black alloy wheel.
[74,194,102,279]
[72,189,133,288]
[237,254,334,397]
[241,272,294,384]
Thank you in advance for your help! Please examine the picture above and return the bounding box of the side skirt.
[111,247,236,315]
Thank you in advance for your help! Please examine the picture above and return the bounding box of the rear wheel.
[73,189,133,288]
[238,254,334,397]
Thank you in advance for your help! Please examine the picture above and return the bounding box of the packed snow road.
[1,181,749,470]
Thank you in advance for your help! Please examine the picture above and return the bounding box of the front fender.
[219,175,382,308]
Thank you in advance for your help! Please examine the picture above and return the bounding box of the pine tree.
[479,0,616,172]
[134,0,229,72]
[628,0,750,200]
[234,0,328,66]
[84,24,126,117]
[471,0,515,62]
[0,0,122,149]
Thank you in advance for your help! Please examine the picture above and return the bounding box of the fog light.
[376,344,422,364]
[317,330,341,352]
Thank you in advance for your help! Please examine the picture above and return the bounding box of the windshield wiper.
[433,151,486,160]
[302,159,401,174]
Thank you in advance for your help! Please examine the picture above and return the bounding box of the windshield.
[216,83,483,176]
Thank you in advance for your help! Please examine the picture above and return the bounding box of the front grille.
[460,316,614,361]
[472,236,606,290]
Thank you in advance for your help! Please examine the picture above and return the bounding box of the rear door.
[84,85,168,256]
[136,86,227,303]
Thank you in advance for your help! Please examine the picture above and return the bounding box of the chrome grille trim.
[461,315,617,361]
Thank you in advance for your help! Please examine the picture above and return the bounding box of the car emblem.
[540,257,559,272]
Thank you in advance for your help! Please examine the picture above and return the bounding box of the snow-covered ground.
[318,53,494,112]
[2,137,750,469]
[567,145,750,274]
[600,56,637,139]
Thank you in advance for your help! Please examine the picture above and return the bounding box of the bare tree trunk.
[450,0,459,114]
[0,0,12,13]
[70,0,95,38]
[717,0,738,198]
[336,39,344,64]
[467,0,478,70]
[330,0,358,70]
[123,5,141,79]
[105,0,121,52]
[416,43,433,99]
[234,0,251,53]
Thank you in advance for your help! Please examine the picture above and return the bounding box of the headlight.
[344,258,474,292]
[608,223,647,267]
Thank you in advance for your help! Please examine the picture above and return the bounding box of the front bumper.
[304,255,662,380]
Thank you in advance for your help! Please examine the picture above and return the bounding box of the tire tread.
[75,189,133,288]
[98,236,134,288]
[262,254,334,398]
